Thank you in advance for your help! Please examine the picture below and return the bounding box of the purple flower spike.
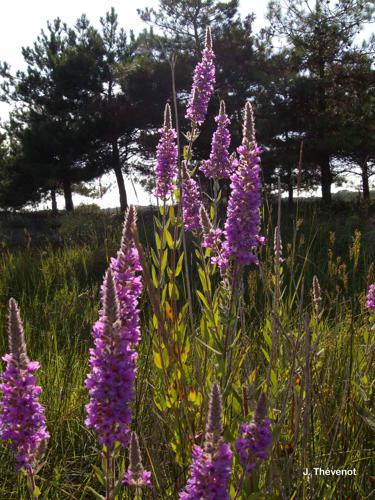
[85,207,143,449]
[366,284,375,311]
[220,102,263,269]
[179,383,233,500]
[123,431,151,487]
[186,27,216,126]
[200,100,232,179]
[182,163,202,231]
[155,103,178,199]
[236,393,272,476]
[111,206,143,346]
[0,298,49,471]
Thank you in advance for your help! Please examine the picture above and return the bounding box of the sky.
[0,1,371,208]
[0,0,270,209]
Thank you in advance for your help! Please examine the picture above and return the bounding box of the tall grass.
[0,202,374,499]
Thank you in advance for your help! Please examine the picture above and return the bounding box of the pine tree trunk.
[51,188,58,215]
[62,178,74,212]
[112,140,127,212]
[320,154,332,205]
[361,156,370,202]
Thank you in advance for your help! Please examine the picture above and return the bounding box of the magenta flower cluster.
[85,207,143,448]
[236,419,272,475]
[366,284,375,311]
[180,384,233,499]
[179,442,233,500]
[110,207,143,345]
[123,468,151,487]
[236,394,272,476]
[155,103,178,199]
[182,165,202,231]
[219,103,264,269]
[200,101,232,179]
[123,432,151,487]
[0,299,49,471]
[0,358,49,471]
[186,27,215,126]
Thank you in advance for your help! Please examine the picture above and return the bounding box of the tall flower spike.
[85,218,143,450]
[219,102,263,269]
[366,283,375,311]
[120,204,137,252]
[186,26,216,126]
[111,205,143,345]
[236,392,272,477]
[0,299,49,471]
[155,103,178,199]
[205,382,223,453]
[312,275,323,317]
[200,100,232,179]
[7,298,29,369]
[123,432,151,487]
[179,383,233,500]
[182,163,202,231]
[243,101,255,148]
[274,226,283,270]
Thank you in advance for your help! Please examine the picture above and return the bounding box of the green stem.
[27,467,39,499]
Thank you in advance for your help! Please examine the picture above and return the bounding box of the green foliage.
[0,202,373,498]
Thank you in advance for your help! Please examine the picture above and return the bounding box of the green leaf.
[169,205,176,223]
[165,229,174,249]
[152,314,158,330]
[155,232,162,250]
[33,486,41,498]
[153,347,169,370]
[270,369,278,391]
[183,146,191,161]
[175,252,184,277]
[196,336,222,355]
[196,290,210,310]
[161,249,168,275]
[168,282,180,300]
[84,486,105,500]
[261,347,270,362]
[151,265,158,288]
[151,247,159,267]
[92,465,105,486]
[153,351,163,369]
[210,204,215,220]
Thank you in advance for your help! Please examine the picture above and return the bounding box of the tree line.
[0,0,374,212]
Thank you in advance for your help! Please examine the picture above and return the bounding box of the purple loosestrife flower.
[179,383,233,500]
[186,27,215,126]
[155,103,178,199]
[0,298,49,471]
[236,393,272,476]
[366,284,375,311]
[200,101,232,179]
[182,163,202,231]
[220,102,264,269]
[85,208,142,449]
[123,431,151,487]
[110,206,143,346]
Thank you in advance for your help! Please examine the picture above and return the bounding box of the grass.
[0,200,374,499]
